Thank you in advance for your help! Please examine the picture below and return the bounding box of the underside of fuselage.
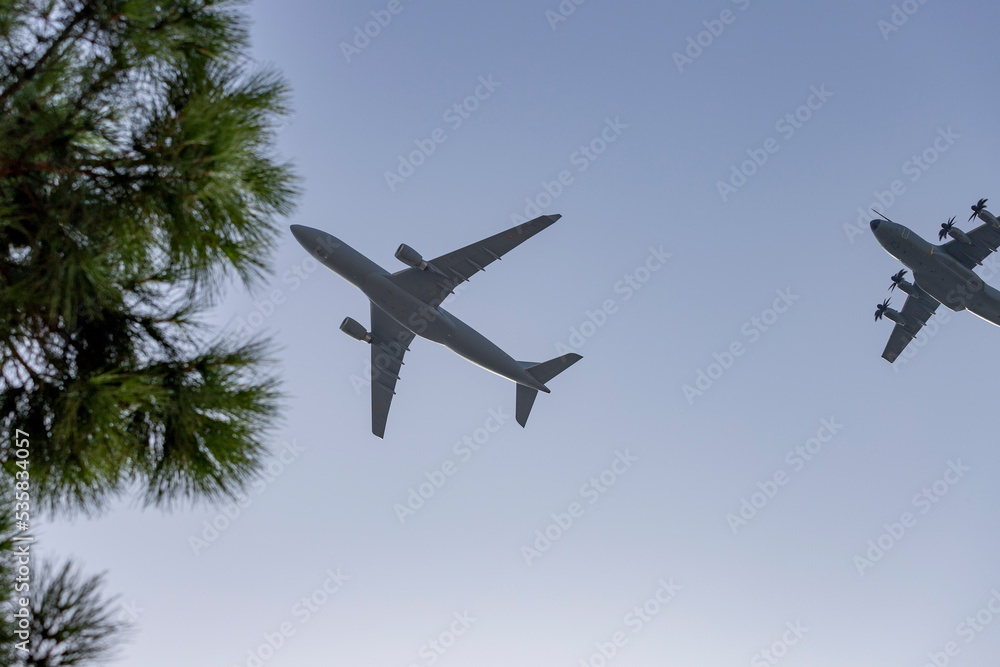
[291,214,581,436]
[365,274,550,393]
[872,219,1000,325]
[291,224,553,392]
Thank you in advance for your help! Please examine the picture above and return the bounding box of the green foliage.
[0,0,297,515]
[0,485,20,666]
[15,559,130,667]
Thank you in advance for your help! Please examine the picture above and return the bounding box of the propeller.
[889,269,907,292]
[875,298,891,322]
[970,197,988,222]
[939,216,957,241]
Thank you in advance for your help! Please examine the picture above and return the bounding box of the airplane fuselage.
[292,225,550,393]
[870,219,1000,325]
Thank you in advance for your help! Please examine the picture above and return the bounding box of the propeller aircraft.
[871,198,1000,362]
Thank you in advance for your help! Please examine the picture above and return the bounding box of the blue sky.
[38,0,1000,665]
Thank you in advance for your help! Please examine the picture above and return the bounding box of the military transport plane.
[870,198,1000,362]
[290,215,581,438]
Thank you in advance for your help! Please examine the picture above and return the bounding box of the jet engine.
[395,244,431,270]
[340,317,372,343]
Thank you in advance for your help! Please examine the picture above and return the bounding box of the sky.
[35,0,1000,665]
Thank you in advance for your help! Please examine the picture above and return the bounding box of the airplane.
[290,215,582,438]
[870,198,1000,362]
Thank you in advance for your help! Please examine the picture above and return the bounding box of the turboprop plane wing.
[942,221,1000,269]
[881,283,940,362]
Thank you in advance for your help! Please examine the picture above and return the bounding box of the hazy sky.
[37,1,1000,665]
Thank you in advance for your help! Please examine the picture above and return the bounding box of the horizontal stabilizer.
[515,353,582,427]
[524,353,582,384]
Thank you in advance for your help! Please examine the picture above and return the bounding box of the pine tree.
[0,0,297,514]
[16,559,129,667]
[0,486,21,665]
[0,481,130,665]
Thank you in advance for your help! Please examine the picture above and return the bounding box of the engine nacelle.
[883,308,908,326]
[946,227,973,245]
[340,317,372,343]
[395,243,429,270]
[981,208,1000,228]
[893,277,915,295]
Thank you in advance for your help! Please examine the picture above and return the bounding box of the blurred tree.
[0,0,297,515]
[0,484,130,666]
[16,560,129,667]
[0,486,20,665]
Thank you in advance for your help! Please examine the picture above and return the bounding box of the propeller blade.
[970,197,988,222]
[939,217,955,241]
[888,268,907,291]
[875,298,891,321]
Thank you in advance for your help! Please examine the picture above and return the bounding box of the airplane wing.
[881,283,940,362]
[391,214,561,303]
[369,303,415,438]
[941,222,1000,269]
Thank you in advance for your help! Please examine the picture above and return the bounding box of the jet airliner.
[291,215,581,437]
[870,198,1000,361]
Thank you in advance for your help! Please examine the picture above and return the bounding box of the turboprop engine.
[970,198,1000,228]
[888,269,915,295]
[939,217,972,245]
[874,298,907,326]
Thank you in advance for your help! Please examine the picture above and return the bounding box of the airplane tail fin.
[515,353,583,427]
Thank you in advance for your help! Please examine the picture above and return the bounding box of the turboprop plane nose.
[870,219,880,231]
